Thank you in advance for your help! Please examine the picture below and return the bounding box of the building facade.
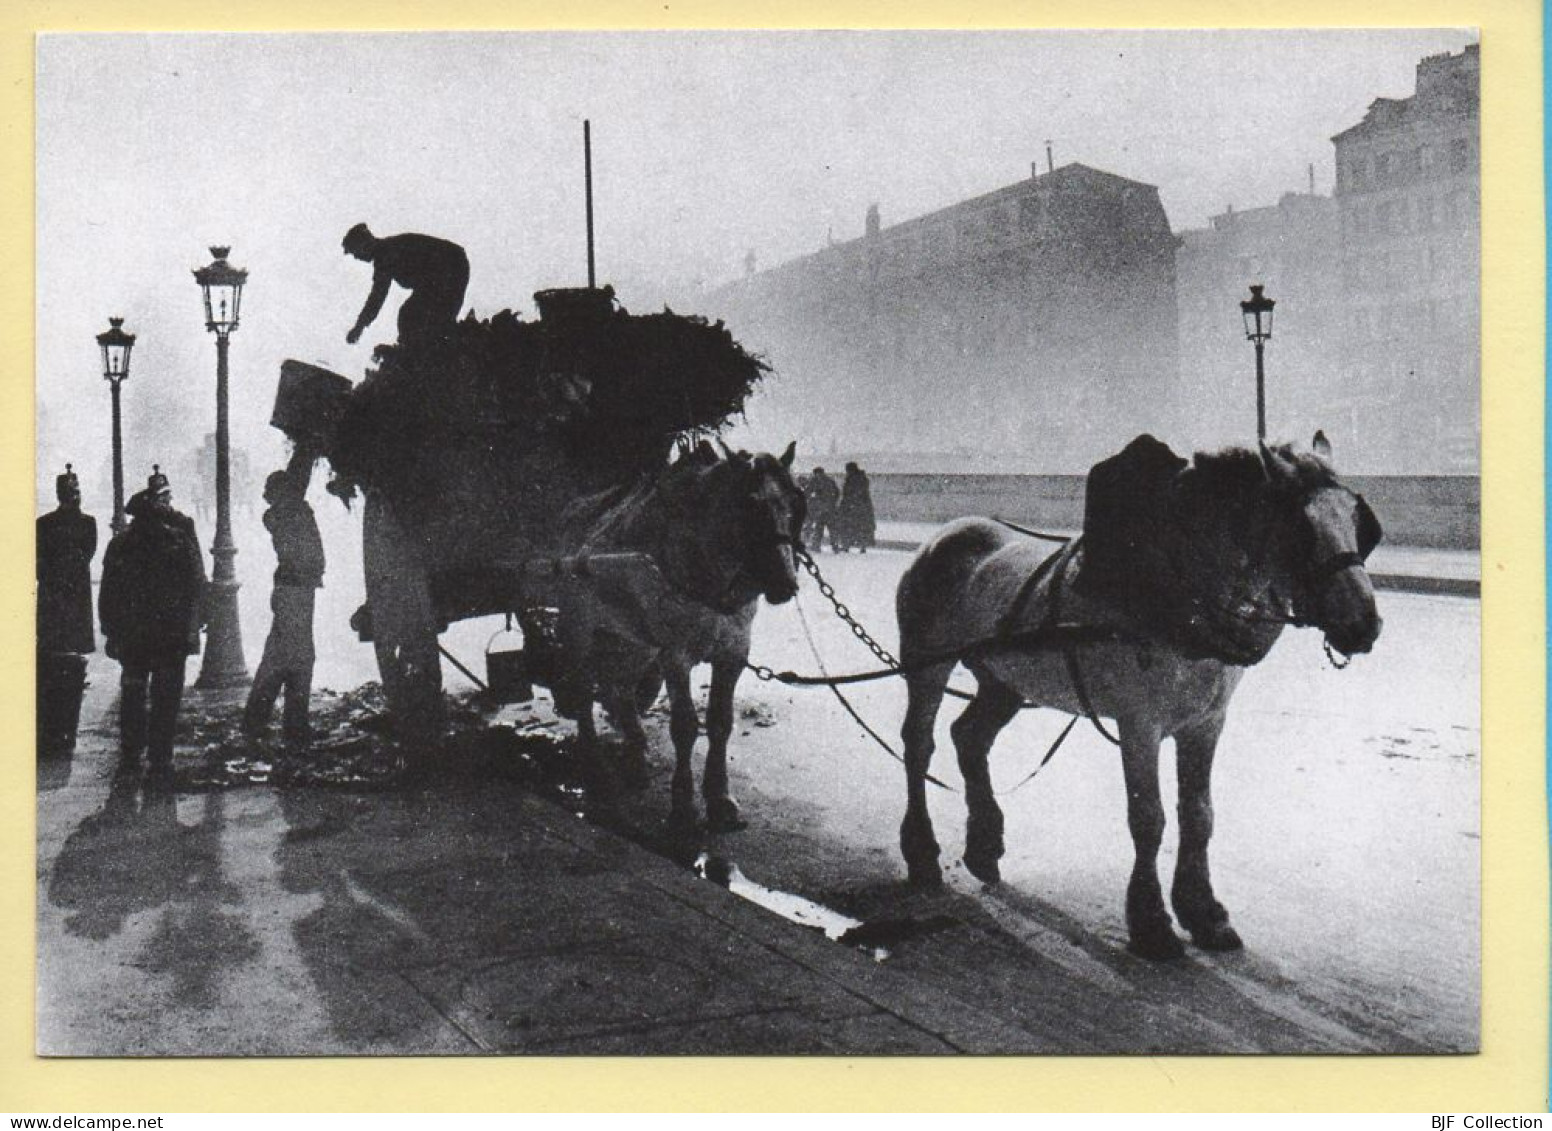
[707,162,1180,473]
[1175,190,1345,456]
[1174,44,1478,474]
[1331,43,1479,472]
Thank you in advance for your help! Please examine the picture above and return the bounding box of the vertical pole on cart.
[584,119,596,289]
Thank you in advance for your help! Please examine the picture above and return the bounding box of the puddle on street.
[694,851,890,960]
[691,852,960,962]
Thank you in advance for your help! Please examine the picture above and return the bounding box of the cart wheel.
[363,493,444,745]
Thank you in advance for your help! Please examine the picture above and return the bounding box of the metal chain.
[796,547,900,669]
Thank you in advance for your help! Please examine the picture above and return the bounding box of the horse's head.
[1256,435,1384,658]
[665,440,805,609]
[733,441,805,605]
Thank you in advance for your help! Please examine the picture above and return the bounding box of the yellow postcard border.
[0,0,1543,1113]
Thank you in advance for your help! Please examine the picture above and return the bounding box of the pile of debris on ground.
[276,286,769,512]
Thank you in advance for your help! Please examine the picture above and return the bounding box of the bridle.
[654,466,804,615]
[1169,485,1379,663]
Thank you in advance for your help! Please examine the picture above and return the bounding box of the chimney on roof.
[1046,140,1054,174]
[1308,162,1315,195]
[865,203,880,239]
[744,249,757,277]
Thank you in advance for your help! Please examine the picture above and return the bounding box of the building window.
[1375,152,1391,183]
[1450,138,1472,173]
[1418,144,1433,172]
[1019,196,1044,232]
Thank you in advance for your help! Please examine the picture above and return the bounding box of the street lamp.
[192,246,249,688]
[1239,283,1276,441]
[95,316,135,534]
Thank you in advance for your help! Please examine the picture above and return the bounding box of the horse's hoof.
[706,796,746,833]
[1127,926,1187,961]
[1189,922,1244,952]
[963,849,1002,886]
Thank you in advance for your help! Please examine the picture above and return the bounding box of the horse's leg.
[951,676,1022,885]
[702,658,745,832]
[665,664,700,828]
[1170,716,1243,951]
[572,695,619,812]
[601,681,651,789]
[900,662,954,887]
[1119,721,1184,960]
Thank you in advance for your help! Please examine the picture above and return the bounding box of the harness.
[991,538,1120,746]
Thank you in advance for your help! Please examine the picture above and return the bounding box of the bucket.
[273,360,354,450]
[533,285,615,326]
[485,618,533,703]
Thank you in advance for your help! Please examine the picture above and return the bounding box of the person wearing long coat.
[37,465,97,757]
[99,470,206,781]
[802,466,840,551]
[833,462,876,552]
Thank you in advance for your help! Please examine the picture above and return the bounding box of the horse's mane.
[564,444,745,552]
[1180,443,1338,507]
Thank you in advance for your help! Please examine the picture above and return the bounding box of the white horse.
[895,435,1383,959]
[553,441,805,829]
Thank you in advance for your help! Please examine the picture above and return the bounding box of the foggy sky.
[37,28,1476,502]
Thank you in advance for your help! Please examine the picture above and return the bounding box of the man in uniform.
[37,464,97,758]
[342,223,470,348]
[242,452,325,753]
[99,467,206,786]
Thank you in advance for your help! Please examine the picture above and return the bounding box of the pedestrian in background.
[243,451,325,754]
[833,462,876,552]
[99,467,206,787]
[802,465,840,551]
[37,464,97,758]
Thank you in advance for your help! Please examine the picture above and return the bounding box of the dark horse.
[896,435,1383,959]
[555,441,805,828]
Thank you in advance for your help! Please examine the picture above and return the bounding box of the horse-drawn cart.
[270,283,770,740]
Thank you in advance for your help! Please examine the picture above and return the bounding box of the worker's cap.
[342,223,372,253]
[264,470,292,496]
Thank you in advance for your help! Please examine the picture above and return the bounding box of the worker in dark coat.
[99,468,207,784]
[37,464,97,757]
[242,452,325,752]
[802,466,840,552]
[343,223,469,347]
[833,462,877,552]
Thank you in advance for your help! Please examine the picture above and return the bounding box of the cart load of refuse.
[271,286,769,516]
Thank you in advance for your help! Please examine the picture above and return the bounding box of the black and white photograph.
[34,29,1480,1057]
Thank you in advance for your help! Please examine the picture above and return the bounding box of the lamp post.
[95,317,135,534]
[192,246,249,689]
[1239,284,1276,441]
